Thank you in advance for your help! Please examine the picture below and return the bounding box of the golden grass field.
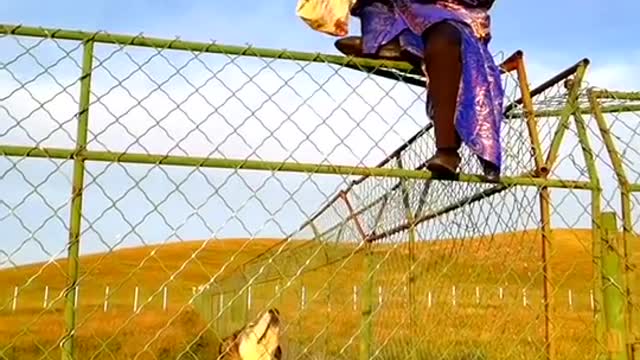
[0,228,637,359]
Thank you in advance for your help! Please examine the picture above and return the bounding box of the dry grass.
[0,307,218,360]
[0,229,637,359]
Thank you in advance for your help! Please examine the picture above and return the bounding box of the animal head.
[218,308,282,360]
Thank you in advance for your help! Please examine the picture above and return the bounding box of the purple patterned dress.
[352,0,503,170]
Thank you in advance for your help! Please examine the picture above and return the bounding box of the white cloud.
[0,37,426,166]
[586,56,640,91]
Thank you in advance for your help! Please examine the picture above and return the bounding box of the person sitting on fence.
[335,0,504,179]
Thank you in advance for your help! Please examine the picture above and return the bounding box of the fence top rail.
[0,23,415,73]
[590,89,640,101]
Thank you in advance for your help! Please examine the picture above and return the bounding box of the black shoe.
[478,157,500,181]
[334,36,405,61]
[425,149,461,178]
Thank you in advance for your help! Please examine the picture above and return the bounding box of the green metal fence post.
[513,53,546,176]
[545,60,589,168]
[601,212,629,360]
[359,241,374,360]
[61,39,94,360]
[229,272,248,332]
[193,286,215,327]
[310,221,333,353]
[340,192,373,360]
[396,158,418,359]
[574,108,605,357]
[215,286,224,334]
[539,61,588,360]
[539,184,555,360]
[589,90,637,356]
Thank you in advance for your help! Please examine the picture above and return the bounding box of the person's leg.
[422,21,463,176]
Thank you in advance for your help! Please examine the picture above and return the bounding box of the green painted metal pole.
[396,158,418,359]
[574,111,606,355]
[0,23,413,74]
[545,60,589,169]
[216,287,224,334]
[338,192,375,360]
[590,90,640,101]
[589,90,637,352]
[600,212,629,360]
[310,221,332,354]
[61,39,94,360]
[192,288,214,328]
[538,63,586,360]
[0,144,596,190]
[514,53,546,175]
[539,184,555,360]
[360,241,374,360]
[339,192,373,360]
[506,103,640,119]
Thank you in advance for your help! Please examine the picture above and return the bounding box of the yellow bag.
[296,0,356,37]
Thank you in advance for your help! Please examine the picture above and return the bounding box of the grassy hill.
[0,228,637,359]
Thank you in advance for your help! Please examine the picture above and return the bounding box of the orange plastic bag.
[296,0,356,37]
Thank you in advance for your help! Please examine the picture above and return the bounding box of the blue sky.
[1,1,639,268]
[3,0,640,65]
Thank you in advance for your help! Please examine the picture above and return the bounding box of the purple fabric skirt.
[354,1,504,169]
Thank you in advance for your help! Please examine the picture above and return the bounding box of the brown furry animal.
[218,308,282,360]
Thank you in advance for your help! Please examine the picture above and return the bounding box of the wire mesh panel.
[0,24,637,360]
[586,89,640,358]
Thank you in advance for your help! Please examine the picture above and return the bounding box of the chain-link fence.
[0,24,637,360]
[587,89,640,359]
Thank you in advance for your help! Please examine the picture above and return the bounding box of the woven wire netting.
[0,27,633,360]
[0,32,426,359]
[221,65,603,359]
[584,91,640,353]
